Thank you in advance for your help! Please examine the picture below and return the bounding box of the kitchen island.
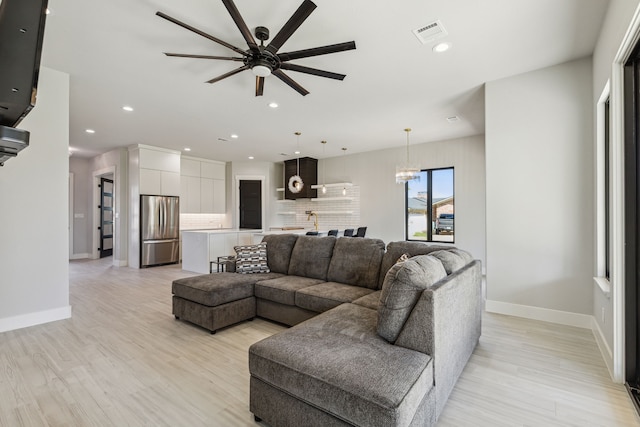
[182,229,258,274]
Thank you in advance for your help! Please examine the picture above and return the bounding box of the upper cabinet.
[130,145,181,196]
[181,156,226,214]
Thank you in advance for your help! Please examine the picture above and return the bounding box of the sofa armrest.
[394,260,482,419]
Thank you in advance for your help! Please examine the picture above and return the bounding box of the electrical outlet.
[601,307,606,323]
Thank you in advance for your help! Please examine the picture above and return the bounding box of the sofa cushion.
[172,272,284,306]
[326,237,385,289]
[235,242,270,274]
[249,303,434,427]
[377,255,447,343]
[379,241,452,288]
[352,290,381,310]
[295,282,374,313]
[260,234,299,274]
[255,276,325,306]
[288,236,336,281]
[428,250,466,274]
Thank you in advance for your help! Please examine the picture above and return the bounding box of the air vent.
[413,20,447,45]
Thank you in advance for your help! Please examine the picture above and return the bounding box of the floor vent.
[413,20,447,44]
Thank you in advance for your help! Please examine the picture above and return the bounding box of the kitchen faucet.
[306,211,319,231]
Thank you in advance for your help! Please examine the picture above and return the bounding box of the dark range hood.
[284,157,317,200]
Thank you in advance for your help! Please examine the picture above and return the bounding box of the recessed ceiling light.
[248,156,254,160]
[294,150,301,155]
[85,129,95,134]
[231,134,239,139]
[122,105,134,112]
[184,147,191,152]
[446,115,460,123]
[268,102,279,108]
[433,42,451,53]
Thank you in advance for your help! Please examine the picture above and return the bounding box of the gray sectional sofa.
[171,234,483,427]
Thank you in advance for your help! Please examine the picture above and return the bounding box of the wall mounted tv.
[0,0,48,166]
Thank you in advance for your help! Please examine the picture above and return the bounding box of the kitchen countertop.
[181,229,261,234]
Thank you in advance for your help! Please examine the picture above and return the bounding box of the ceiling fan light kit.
[156,0,356,97]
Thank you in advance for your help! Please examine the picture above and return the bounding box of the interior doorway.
[624,39,640,413]
[99,177,114,258]
[239,180,262,229]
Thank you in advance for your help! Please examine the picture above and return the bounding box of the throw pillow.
[234,242,270,274]
[377,254,446,343]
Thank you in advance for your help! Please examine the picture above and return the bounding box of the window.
[604,98,611,280]
[405,167,454,243]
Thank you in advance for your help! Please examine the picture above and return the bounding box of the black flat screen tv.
[0,0,48,165]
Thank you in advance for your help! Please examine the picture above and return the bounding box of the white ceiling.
[42,0,609,162]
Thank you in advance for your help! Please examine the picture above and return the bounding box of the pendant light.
[321,140,327,194]
[395,128,420,184]
[288,132,304,193]
[341,147,348,196]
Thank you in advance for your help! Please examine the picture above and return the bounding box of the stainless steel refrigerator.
[140,195,180,267]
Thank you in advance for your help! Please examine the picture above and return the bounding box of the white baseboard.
[69,253,90,260]
[591,316,615,380]
[485,300,593,329]
[0,305,72,333]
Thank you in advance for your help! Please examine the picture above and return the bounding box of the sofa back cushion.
[288,236,336,281]
[378,241,452,288]
[326,237,385,289]
[377,254,447,343]
[428,249,472,274]
[260,234,299,274]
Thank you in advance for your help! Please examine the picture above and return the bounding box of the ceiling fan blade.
[221,0,259,51]
[280,63,346,80]
[278,41,356,62]
[164,53,245,61]
[266,0,317,54]
[256,77,265,96]
[272,69,309,96]
[156,11,248,56]
[206,65,250,84]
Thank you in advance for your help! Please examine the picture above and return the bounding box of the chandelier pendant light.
[289,132,304,193]
[395,128,420,184]
[341,147,348,196]
[321,140,327,194]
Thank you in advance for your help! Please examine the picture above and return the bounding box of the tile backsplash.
[180,213,227,230]
[275,185,361,232]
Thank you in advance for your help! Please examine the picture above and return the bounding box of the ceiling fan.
[156,0,356,97]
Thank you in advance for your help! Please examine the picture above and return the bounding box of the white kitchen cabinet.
[201,161,225,180]
[213,179,225,213]
[139,168,161,195]
[182,230,257,274]
[180,156,226,214]
[161,171,180,196]
[200,178,214,213]
[181,158,200,177]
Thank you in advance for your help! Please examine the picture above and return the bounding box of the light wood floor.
[0,258,638,426]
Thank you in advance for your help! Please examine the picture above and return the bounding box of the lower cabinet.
[182,231,256,274]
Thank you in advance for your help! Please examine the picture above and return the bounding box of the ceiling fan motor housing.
[255,26,269,42]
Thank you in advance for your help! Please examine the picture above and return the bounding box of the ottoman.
[171,272,283,333]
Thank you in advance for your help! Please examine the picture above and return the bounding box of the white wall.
[0,66,71,332]
[314,135,486,265]
[91,148,128,266]
[69,156,93,257]
[485,57,594,323]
